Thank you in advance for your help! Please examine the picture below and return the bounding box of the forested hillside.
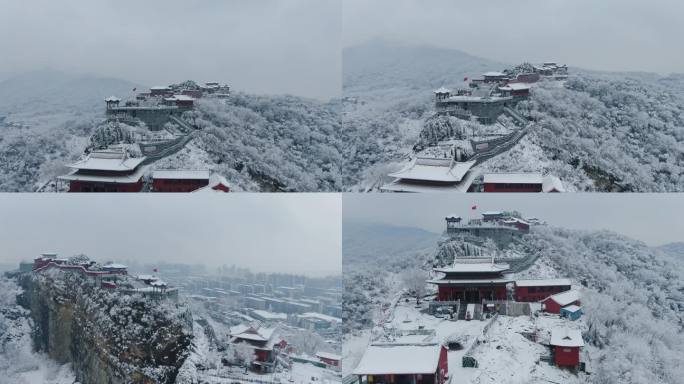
[343,222,684,383]
[0,71,344,191]
[342,42,684,192]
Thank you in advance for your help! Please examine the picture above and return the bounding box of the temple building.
[105,96,121,110]
[316,352,341,370]
[434,85,513,125]
[542,290,581,314]
[58,148,147,192]
[498,82,531,98]
[353,342,448,384]
[229,325,283,373]
[150,86,173,97]
[162,94,195,109]
[550,328,583,368]
[482,173,565,193]
[382,158,476,193]
[445,213,528,245]
[514,279,571,302]
[428,257,511,303]
[192,174,231,193]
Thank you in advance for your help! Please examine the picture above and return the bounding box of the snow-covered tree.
[401,268,428,304]
[225,342,255,369]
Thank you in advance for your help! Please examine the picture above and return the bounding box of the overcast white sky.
[0,194,341,276]
[344,194,684,246]
[343,0,684,75]
[0,0,341,100]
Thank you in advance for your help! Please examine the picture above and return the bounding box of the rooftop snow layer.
[59,166,147,183]
[353,343,441,375]
[152,170,210,180]
[483,173,543,184]
[102,263,127,269]
[550,328,584,347]
[515,279,571,287]
[542,175,565,192]
[316,352,341,361]
[66,150,146,172]
[562,305,582,313]
[389,160,475,183]
[434,262,510,274]
[252,310,287,320]
[545,289,580,306]
[499,83,531,91]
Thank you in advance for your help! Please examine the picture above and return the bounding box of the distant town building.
[296,312,342,330]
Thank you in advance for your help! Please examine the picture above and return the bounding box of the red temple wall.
[515,285,571,302]
[554,346,580,367]
[483,183,543,193]
[153,178,208,192]
[437,285,507,301]
[68,180,143,192]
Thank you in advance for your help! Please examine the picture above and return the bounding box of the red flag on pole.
[153,268,158,272]
[471,205,477,210]
[463,76,468,82]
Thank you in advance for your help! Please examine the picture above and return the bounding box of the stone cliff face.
[18,272,193,384]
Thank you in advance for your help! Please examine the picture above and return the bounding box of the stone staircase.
[503,106,529,127]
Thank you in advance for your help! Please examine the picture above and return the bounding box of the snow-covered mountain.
[342,41,684,191]
[343,221,684,383]
[0,70,144,191]
[343,221,439,270]
[0,70,344,192]
[0,70,143,114]
[657,242,684,259]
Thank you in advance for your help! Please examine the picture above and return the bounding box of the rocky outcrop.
[18,272,193,384]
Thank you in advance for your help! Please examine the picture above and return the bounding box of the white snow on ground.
[0,277,77,384]
[342,331,371,377]
[199,362,339,384]
[346,247,592,384]
[478,134,585,192]
[151,141,212,172]
[15,359,77,384]
[372,299,589,384]
[150,140,258,192]
[467,315,584,384]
